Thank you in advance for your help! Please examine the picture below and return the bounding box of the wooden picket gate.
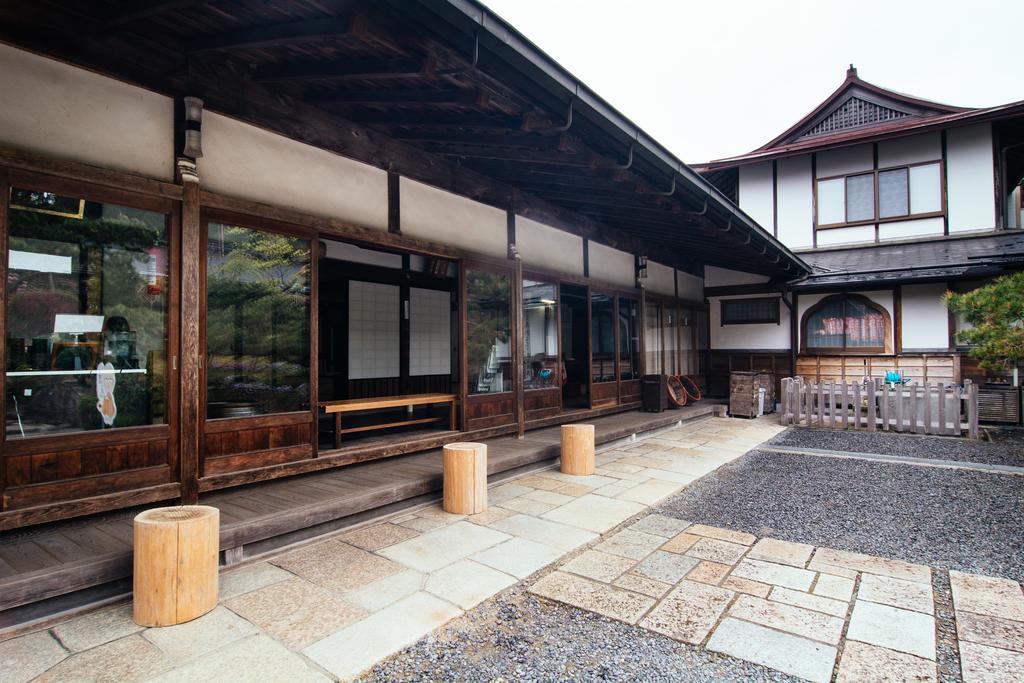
[779,378,980,439]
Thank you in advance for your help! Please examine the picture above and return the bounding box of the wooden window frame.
[800,293,892,354]
[721,297,781,325]
[3,169,180,447]
[815,159,946,231]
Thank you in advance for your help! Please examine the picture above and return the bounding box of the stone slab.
[0,630,68,683]
[661,531,701,554]
[346,569,425,612]
[813,547,931,584]
[859,573,934,615]
[633,550,701,584]
[627,514,691,538]
[149,634,330,683]
[304,592,462,681]
[729,594,845,644]
[708,614,835,683]
[770,586,849,618]
[686,537,748,565]
[273,539,404,592]
[722,575,772,598]
[731,558,815,591]
[488,514,598,552]
[958,641,1024,683]
[707,617,838,683]
[617,478,680,504]
[594,529,666,560]
[956,611,1024,653]
[51,603,142,652]
[949,570,1024,622]
[499,497,558,516]
[466,507,515,526]
[814,573,856,602]
[470,537,565,579]
[529,571,655,624]
[613,573,673,599]
[339,523,420,551]
[640,579,733,644]
[379,521,510,572]
[747,538,815,568]
[835,641,936,683]
[424,560,516,610]
[846,600,936,660]
[224,577,366,649]
[685,524,756,545]
[142,606,258,662]
[541,494,645,533]
[562,550,637,583]
[522,489,575,506]
[34,634,169,683]
[218,562,293,600]
[686,560,731,586]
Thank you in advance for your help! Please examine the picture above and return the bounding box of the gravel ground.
[762,427,1024,467]
[363,586,800,683]
[656,450,1024,582]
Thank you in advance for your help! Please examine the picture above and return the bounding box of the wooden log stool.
[133,505,219,627]
[561,423,595,475]
[442,442,488,514]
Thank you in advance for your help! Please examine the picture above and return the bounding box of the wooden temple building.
[3,1,1020,624]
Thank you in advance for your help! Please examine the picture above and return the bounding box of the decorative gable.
[799,96,910,139]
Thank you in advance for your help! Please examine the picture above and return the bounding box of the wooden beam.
[187,15,363,54]
[307,88,483,106]
[178,172,201,505]
[252,57,430,83]
[357,111,523,131]
[388,171,400,234]
[395,130,570,151]
[106,0,207,26]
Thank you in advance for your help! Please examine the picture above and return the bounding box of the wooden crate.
[730,371,774,418]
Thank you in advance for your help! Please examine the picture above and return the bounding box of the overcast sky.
[481,0,1024,163]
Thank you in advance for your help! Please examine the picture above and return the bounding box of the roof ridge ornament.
[847,63,858,79]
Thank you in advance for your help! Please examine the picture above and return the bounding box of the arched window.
[802,294,890,352]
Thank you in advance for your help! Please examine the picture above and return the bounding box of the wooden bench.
[320,393,457,448]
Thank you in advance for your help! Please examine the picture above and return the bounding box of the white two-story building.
[696,66,1024,395]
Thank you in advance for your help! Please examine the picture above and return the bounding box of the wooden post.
[817,382,825,427]
[967,380,980,439]
[134,505,219,627]
[178,161,201,505]
[909,384,919,434]
[442,442,487,514]
[937,382,946,436]
[852,382,861,430]
[829,382,837,428]
[511,235,525,439]
[881,383,890,431]
[923,382,932,434]
[780,378,790,426]
[561,424,595,475]
[867,381,876,431]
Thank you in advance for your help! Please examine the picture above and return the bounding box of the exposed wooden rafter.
[307,88,484,106]
[187,15,365,54]
[252,57,432,83]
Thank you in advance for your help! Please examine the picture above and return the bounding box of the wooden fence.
[780,378,980,439]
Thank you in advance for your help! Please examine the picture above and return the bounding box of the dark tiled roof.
[793,233,1024,289]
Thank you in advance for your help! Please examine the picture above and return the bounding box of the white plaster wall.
[709,294,790,350]
[738,162,774,231]
[677,271,704,301]
[878,216,945,241]
[0,43,173,181]
[202,112,387,230]
[400,178,507,258]
[797,290,894,349]
[816,144,873,178]
[704,265,770,287]
[776,155,814,249]
[646,261,675,296]
[901,283,951,350]
[816,225,875,247]
[877,132,941,168]
[588,242,636,290]
[516,216,583,275]
[946,123,996,232]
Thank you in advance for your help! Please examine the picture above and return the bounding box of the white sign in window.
[909,163,942,214]
[817,178,845,225]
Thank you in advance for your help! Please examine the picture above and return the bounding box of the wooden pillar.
[178,161,201,505]
[133,505,219,627]
[561,423,595,475]
[513,249,525,438]
[442,442,487,514]
[0,168,7,505]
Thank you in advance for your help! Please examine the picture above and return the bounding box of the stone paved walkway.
[1,415,782,683]
[528,517,1024,683]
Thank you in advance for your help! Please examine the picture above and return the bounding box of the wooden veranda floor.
[0,405,716,630]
